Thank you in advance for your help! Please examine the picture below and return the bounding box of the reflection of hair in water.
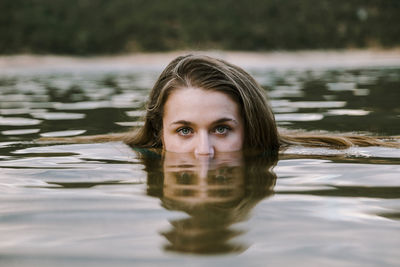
[143,151,277,254]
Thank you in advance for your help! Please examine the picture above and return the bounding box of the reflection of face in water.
[163,152,245,206]
[144,151,277,255]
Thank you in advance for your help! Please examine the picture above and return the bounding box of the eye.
[214,125,230,135]
[177,127,193,136]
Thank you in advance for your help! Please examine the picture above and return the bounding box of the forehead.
[163,87,241,122]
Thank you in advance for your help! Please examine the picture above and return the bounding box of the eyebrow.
[170,118,238,126]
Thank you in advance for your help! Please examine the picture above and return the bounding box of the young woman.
[40,54,400,153]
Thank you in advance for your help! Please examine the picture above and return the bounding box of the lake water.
[0,55,400,266]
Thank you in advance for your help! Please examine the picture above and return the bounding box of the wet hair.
[38,54,400,149]
[123,54,279,151]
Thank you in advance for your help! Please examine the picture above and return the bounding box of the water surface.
[0,59,400,266]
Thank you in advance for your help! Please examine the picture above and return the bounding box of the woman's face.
[162,87,244,156]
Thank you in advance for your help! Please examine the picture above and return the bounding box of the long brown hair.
[122,54,279,151]
[38,54,400,149]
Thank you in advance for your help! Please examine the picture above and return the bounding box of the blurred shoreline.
[1,49,400,73]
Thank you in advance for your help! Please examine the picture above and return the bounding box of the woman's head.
[127,54,279,153]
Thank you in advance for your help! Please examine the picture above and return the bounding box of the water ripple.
[275,113,324,121]
[1,129,40,135]
[326,109,370,116]
[39,130,86,137]
[0,116,42,126]
[31,112,86,120]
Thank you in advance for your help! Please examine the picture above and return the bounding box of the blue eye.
[177,127,193,136]
[214,126,229,134]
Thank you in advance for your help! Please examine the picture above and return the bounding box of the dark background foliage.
[1,0,399,55]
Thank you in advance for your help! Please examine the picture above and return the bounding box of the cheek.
[215,131,244,151]
[162,130,191,152]
[162,129,173,150]
[161,122,174,150]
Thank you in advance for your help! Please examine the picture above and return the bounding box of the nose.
[194,131,214,158]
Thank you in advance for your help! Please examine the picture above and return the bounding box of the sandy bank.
[1,49,400,73]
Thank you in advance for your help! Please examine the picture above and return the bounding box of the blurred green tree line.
[1,0,399,55]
